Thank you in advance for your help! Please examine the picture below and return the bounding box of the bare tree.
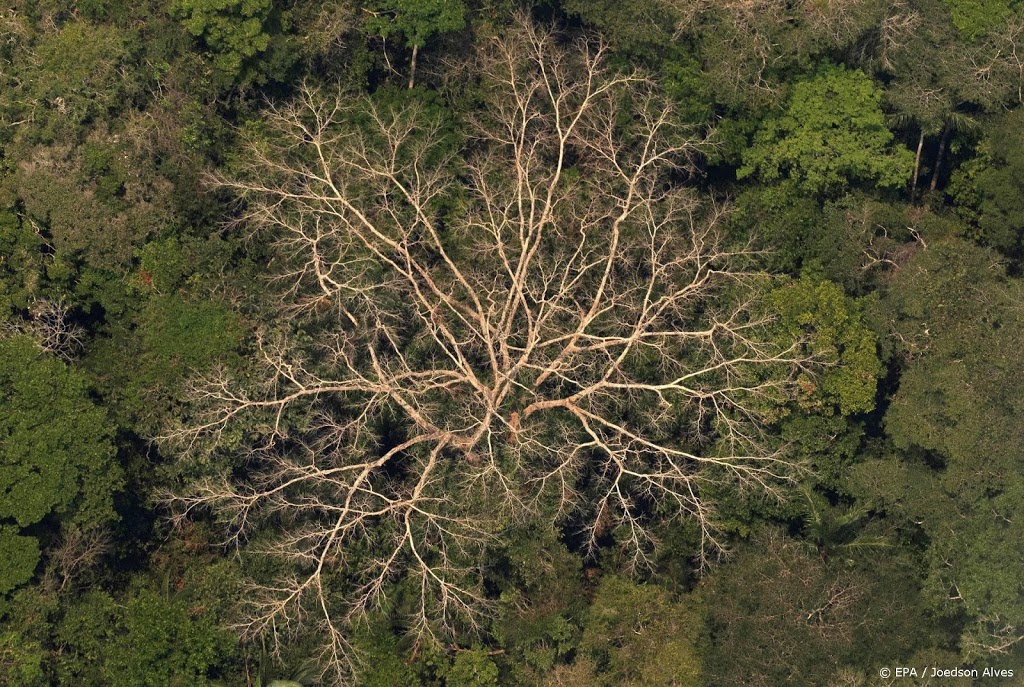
[40,525,110,594]
[163,18,811,684]
[2,297,86,360]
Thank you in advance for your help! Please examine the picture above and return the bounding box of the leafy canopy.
[0,336,119,529]
[739,65,913,194]
[578,576,703,687]
[0,336,120,595]
[950,108,1024,257]
[772,276,881,416]
[704,528,929,685]
[0,528,39,596]
[365,0,466,49]
[943,0,1018,39]
[857,239,1024,659]
[56,579,238,687]
[171,0,273,78]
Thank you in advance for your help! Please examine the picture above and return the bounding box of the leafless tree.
[973,15,1024,106]
[40,525,110,594]
[877,1,921,72]
[162,18,812,685]
[2,297,85,360]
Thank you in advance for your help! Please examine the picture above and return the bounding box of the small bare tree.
[40,525,110,594]
[2,297,85,360]
[163,18,811,684]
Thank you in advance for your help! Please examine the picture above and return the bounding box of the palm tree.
[926,111,980,193]
[798,486,891,562]
[889,107,979,202]
[253,640,320,687]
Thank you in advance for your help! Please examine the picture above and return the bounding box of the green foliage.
[877,242,1020,458]
[0,209,46,318]
[84,292,244,435]
[949,108,1024,257]
[0,336,120,531]
[688,1,888,112]
[881,0,1022,116]
[575,576,703,687]
[559,0,677,57]
[0,527,40,595]
[943,0,1017,39]
[797,487,891,561]
[107,588,234,687]
[559,0,713,123]
[1,2,1021,681]
[139,237,192,293]
[350,624,418,687]
[491,529,585,679]
[858,239,1024,658]
[53,589,119,684]
[660,55,714,125]
[730,182,823,273]
[445,649,499,687]
[57,582,238,687]
[771,276,881,416]
[11,139,178,273]
[732,189,924,293]
[139,294,243,369]
[704,529,931,685]
[739,66,914,194]
[171,0,273,78]
[0,336,119,599]
[25,21,135,141]
[0,585,59,687]
[0,628,46,686]
[365,0,466,49]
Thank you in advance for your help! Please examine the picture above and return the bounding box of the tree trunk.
[408,44,418,89]
[911,129,924,203]
[930,123,951,192]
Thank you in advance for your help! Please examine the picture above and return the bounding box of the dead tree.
[3,298,86,361]
[163,18,812,685]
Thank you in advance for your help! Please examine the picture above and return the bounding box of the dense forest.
[1,0,1023,685]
